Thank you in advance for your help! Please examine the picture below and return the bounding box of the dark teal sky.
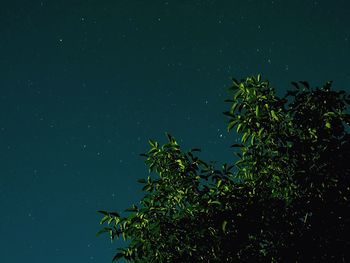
[0,0,349,262]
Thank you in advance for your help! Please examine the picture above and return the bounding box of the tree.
[98,75,350,262]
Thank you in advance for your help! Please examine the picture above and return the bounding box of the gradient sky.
[1,0,349,262]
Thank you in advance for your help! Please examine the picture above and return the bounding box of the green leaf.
[227,120,237,131]
[98,210,109,215]
[223,111,235,117]
[299,81,310,89]
[112,252,125,262]
[142,184,152,192]
[165,132,173,142]
[242,132,250,143]
[222,220,228,233]
[109,212,120,217]
[231,78,240,89]
[230,144,244,148]
[257,74,261,82]
[323,112,336,117]
[137,178,147,184]
[217,180,222,187]
[235,159,245,166]
[190,148,201,152]
[234,90,242,100]
[148,139,156,148]
[291,81,299,89]
[209,200,221,206]
[100,215,109,224]
[271,110,278,121]
[237,123,243,133]
[96,227,112,237]
[250,134,255,145]
[231,102,239,113]
[125,206,138,212]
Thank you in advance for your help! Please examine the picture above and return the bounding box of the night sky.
[1,0,349,262]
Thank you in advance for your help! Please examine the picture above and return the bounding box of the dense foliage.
[98,75,350,262]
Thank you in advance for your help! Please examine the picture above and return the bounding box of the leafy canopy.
[98,75,350,262]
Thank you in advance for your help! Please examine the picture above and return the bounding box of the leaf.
[230,144,244,148]
[234,90,242,100]
[112,252,125,262]
[223,111,235,117]
[100,215,109,224]
[222,220,228,233]
[96,227,112,237]
[242,132,250,143]
[142,185,152,192]
[165,132,173,142]
[235,159,245,166]
[250,134,255,145]
[190,148,201,152]
[284,89,298,98]
[231,78,240,88]
[291,81,299,90]
[217,180,223,187]
[258,128,264,136]
[227,120,237,131]
[323,112,336,117]
[237,123,243,133]
[257,74,261,82]
[231,102,239,113]
[109,212,120,217]
[125,206,138,212]
[299,81,310,89]
[255,105,259,117]
[137,178,147,184]
[148,148,158,155]
[271,110,278,121]
[148,139,156,148]
[209,200,221,205]
[98,210,109,215]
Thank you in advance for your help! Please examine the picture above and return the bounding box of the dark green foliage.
[98,75,350,262]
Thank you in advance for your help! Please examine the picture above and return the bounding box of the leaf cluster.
[98,75,350,262]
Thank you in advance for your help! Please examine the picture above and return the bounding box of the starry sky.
[0,0,349,262]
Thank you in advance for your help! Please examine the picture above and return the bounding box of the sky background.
[0,0,349,262]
